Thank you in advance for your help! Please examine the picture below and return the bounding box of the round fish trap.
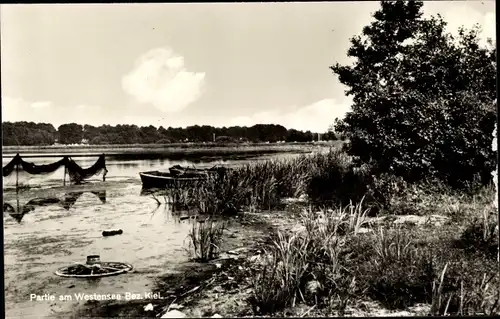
[55,255,133,278]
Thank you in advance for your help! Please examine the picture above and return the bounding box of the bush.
[331,1,496,189]
[459,207,498,258]
[215,136,238,144]
[306,148,374,207]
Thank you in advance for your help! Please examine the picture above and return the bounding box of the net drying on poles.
[2,154,108,184]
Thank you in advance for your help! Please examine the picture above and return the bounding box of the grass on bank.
[250,181,499,316]
[168,147,497,315]
[171,146,373,217]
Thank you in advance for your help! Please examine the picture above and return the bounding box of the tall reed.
[185,217,225,262]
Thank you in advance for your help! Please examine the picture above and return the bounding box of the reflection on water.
[2,151,303,188]
[140,187,169,197]
[3,182,195,319]
[2,152,305,319]
[3,190,107,223]
[114,162,140,169]
[140,187,197,218]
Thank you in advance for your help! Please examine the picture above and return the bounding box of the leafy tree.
[323,125,338,141]
[58,123,83,144]
[83,124,99,142]
[3,121,322,146]
[137,125,158,144]
[2,121,57,145]
[331,0,496,188]
[215,135,238,144]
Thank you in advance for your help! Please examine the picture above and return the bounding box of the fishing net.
[62,191,106,209]
[2,154,108,184]
[66,155,108,184]
[3,154,67,176]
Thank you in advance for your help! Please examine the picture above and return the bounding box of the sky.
[1,1,496,132]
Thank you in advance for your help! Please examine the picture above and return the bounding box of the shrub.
[331,1,496,189]
[215,136,240,144]
[306,148,374,207]
[459,206,498,258]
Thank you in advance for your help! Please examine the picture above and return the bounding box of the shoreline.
[2,141,339,153]
[2,143,339,161]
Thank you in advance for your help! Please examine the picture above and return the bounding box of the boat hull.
[139,171,206,189]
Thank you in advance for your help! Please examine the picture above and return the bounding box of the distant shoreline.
[2,141,341,160]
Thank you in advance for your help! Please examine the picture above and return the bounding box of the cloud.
[122,47,206,113]
[229,98,352,132]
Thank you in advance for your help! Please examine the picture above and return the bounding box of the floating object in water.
[55,255,133,278]
[179,215,198,221]
[144,303,154,311]
[87,255,101,264]
[102,229,123,237]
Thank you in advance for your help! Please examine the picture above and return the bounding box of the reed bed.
[170,147,375,215]
[251,183,499,316]
[251,201,371,314]
[166,146,498,316]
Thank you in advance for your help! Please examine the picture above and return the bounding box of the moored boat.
[168,164,210,177]
[139,170,207,189]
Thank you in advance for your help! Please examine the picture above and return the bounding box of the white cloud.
[122,47,206,113]
[229,98,352,132]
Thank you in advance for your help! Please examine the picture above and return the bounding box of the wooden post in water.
[15,163,19,193]
[16,191,20,214]
[63,166,66,186]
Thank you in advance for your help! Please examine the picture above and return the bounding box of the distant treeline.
[2,122,339,146]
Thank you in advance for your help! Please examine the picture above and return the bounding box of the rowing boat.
[168,164,210,177]
[168,164,229,176]
[139,170,207,189]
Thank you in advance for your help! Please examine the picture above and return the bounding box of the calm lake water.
[2,152,304,319]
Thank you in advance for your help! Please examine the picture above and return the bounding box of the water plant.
[185,217,225,262]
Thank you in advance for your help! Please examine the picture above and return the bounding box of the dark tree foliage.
[58,123,84,145]
[3,122,322,145]
[2,122,57,146]
[331,0,497,188]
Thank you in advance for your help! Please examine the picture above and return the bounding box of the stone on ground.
[161,310,186,318]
